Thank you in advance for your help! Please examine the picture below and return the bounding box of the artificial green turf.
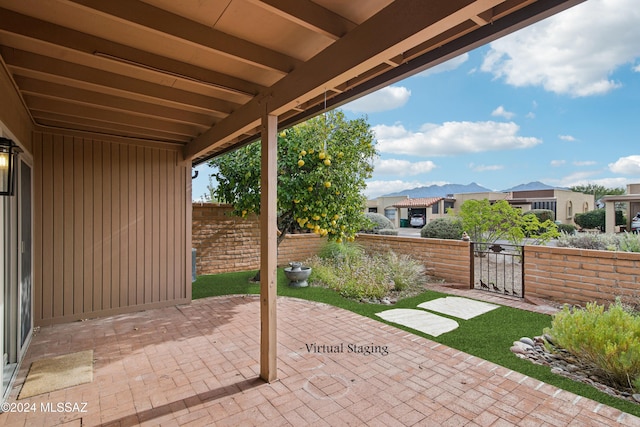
[192,270,640,417]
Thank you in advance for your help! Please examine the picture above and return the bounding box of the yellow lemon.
[318,152,326,160]
[324,181,331,188]
[308,186,313,192]
[323,159,331,166]
[337,152,344,158]
[300,150,307,156]
[298,159,305,167]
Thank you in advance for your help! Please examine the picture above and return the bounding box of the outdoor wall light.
[0,137,16,196]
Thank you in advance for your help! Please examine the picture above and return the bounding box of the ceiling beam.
[185,0,503,159]
[64,0,301,74]
[33,115,190,143]
[24,95,207,136]
[246,0,356,40]
[15,76,218,126]
[0,7,261,102]
[2,48,239,115]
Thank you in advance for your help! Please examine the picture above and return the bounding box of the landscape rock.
[513,336,639,406]
[519,337,535,346]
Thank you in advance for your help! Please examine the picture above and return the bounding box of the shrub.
[556,231,618,251]
[378,228,399,236]
[618,232,640,252]
[420,217,463,239]
[545,300,640,392]
[556,223,576,234]
[361,212,394,233]
[307,242,426,299]
[574,209,605,230]
[574,209,625,230]
[526,209,555,222]
[318,241,364,261]
[381,251,426,292]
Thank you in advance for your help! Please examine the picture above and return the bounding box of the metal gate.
[471,242,524,298]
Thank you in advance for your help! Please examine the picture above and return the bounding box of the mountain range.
[382,181,560,199]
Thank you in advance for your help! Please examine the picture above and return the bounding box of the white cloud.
[609,155,640,174]
[373,121,541,156]
[491,106,515,120]
[374,159,437,176]
[418,53,469,77]
[634,64,640,72]
[481,0,640,97]
[573,160,596,166]
[343,86,411,113]
[469,163,503,172]
[550,160,566,167]
[559,135,577,142]
[555,175,629,190]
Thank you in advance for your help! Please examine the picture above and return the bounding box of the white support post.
[259,113,278,382]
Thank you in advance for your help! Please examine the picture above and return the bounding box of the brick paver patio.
[0,294,638,426]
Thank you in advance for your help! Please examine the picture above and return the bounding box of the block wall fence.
[524,246,640,307]
[192,204,640,307]
[192,204,324,274]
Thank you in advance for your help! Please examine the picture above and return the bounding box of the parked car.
[632,213,640,233]
[410,213,425,227]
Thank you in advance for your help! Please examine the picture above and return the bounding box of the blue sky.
[193,0,640,201]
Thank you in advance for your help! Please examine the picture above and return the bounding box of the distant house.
[368,188,593,227]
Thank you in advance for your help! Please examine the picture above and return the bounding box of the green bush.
[574,209,625,230]
[307,242,426,299]
[420,217,463,239]
[318,241,364,261]
[526,209,555,222]
[556,231,619,250]
[378,228,399,236]
[381,251,426,292]
[556,223,577,234]
[618,232,640,252]
[575,209,605,230]
[545,300,640,392]
[361,212,394,233]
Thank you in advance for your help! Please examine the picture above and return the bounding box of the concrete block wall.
[525,245,640,307]
[192,204,324,275]
[355,234,471,285]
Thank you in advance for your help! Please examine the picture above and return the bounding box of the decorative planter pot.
[283,262,312,288]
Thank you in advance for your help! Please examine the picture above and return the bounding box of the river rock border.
[511,336,640,405]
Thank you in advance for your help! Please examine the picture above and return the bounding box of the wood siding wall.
[33,131,191,325]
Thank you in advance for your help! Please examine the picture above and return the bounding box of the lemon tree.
[209,110,377,245]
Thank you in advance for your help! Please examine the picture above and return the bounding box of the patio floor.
[1,293,639,426]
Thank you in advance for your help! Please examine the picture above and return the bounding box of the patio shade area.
[2,295,638,426]
[0,0,585,163]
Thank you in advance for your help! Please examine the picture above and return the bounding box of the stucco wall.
[525,245,640,307]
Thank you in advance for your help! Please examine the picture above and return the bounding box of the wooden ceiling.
[0,0,583,164]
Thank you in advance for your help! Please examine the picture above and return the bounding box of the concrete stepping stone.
[417,297,499,320]
[375,308,459,337]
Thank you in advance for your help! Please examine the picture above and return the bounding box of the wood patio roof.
[0,0,584,165]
